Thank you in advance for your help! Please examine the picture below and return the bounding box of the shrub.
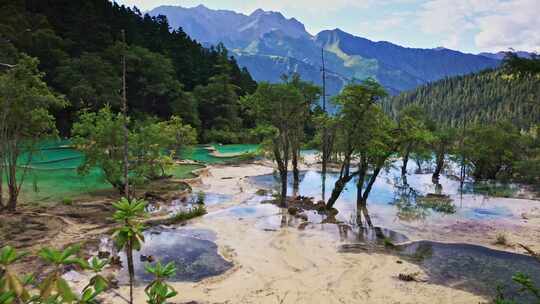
[61,197,73,205]
[169,205,207,223]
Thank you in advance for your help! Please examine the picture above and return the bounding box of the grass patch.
[494,233,509,246]
[474,183,517,198]
[169,204,207,224]
[417,195,456,214]
[169,164,205,179]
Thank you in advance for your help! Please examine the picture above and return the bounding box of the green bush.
[61,197,73,205]
[169,205,207,223]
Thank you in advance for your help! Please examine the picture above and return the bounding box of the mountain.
[149,5,309,48]
[479,51,535,60]
[148,5,501,95]
[382,69,540,129]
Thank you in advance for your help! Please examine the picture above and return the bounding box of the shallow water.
[395,241,540,301]
[117,227,232,283]
[146,192,233,214]
[249,169,519,222]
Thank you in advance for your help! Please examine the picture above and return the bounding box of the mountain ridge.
[148,5,502,95]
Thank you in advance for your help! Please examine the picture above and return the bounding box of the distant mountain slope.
[479,51,534,60]
[382,69,540,128]
[149,5,501,94]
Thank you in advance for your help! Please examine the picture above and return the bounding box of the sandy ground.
[29,156,536,304]
[105,159,540,304]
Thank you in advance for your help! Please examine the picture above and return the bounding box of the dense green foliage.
[0,0,257,140]
[72,107,196,192]
[383,69,540,129]
[0,55,65,211]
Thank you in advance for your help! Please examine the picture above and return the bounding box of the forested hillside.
[383,69,540,129]
[0,0,257,141]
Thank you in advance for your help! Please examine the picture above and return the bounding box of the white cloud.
[417,0,540,52]
[475,0,540,52]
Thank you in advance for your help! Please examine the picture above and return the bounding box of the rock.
[298,222,309,230]
[140,255,155,263]
[110,256,122,267]
[297,213,308,221]
[288,206,300,216]
[97,251,111,259]
[315,201,327,212]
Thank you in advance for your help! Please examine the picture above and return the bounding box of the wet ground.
[104,161,540,303]
[115,227,232,283]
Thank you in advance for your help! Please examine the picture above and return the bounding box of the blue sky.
[115,0,540,54]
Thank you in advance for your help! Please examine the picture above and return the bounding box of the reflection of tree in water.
[391,175,428,221]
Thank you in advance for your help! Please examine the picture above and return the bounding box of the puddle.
[146,192,232,214]
[394,241,540,302]
[117,227,232,283]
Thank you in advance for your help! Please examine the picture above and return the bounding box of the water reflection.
[249,169,516,222]
[117,228,232,283]
[394,241,540,302]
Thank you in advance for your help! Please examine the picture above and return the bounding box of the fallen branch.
[518,243,540,261]
[0,62,15,69]
[398,272,427,282]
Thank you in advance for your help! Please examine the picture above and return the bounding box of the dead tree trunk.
[121,29,130,200]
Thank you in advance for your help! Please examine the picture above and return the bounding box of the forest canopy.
[0,0,257,141]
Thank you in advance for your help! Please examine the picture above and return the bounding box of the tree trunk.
[6,185,17,212]
[362,166,382,203]
[327,179,346,209]
[127,239,134,304]
[292,148,299,196]
[279,168,288,207]
[0,170,3,210]
[432,152,445,181]
[121,30,130,201]
[401,150,410,176]
[6,158,18,212]
[327,173,357,209]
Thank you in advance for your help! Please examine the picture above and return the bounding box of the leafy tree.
[463,121,525,180]
[72,106,130,193]
[396,105,434,175]
[242,82,305,206]
[144,261,178,304]
[0,55,65,212]
[112,197,147,304]
[131,116,196,180]
[313,112,338,200]
[194,74,242,143]
[282,73,321,190]
[326,79,389,209]
[431,127,458,182]
[73,108,197,191]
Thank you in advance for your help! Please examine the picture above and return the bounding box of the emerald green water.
[179,144,260,163]
[10,140,210,202]
[214,144,258,154]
